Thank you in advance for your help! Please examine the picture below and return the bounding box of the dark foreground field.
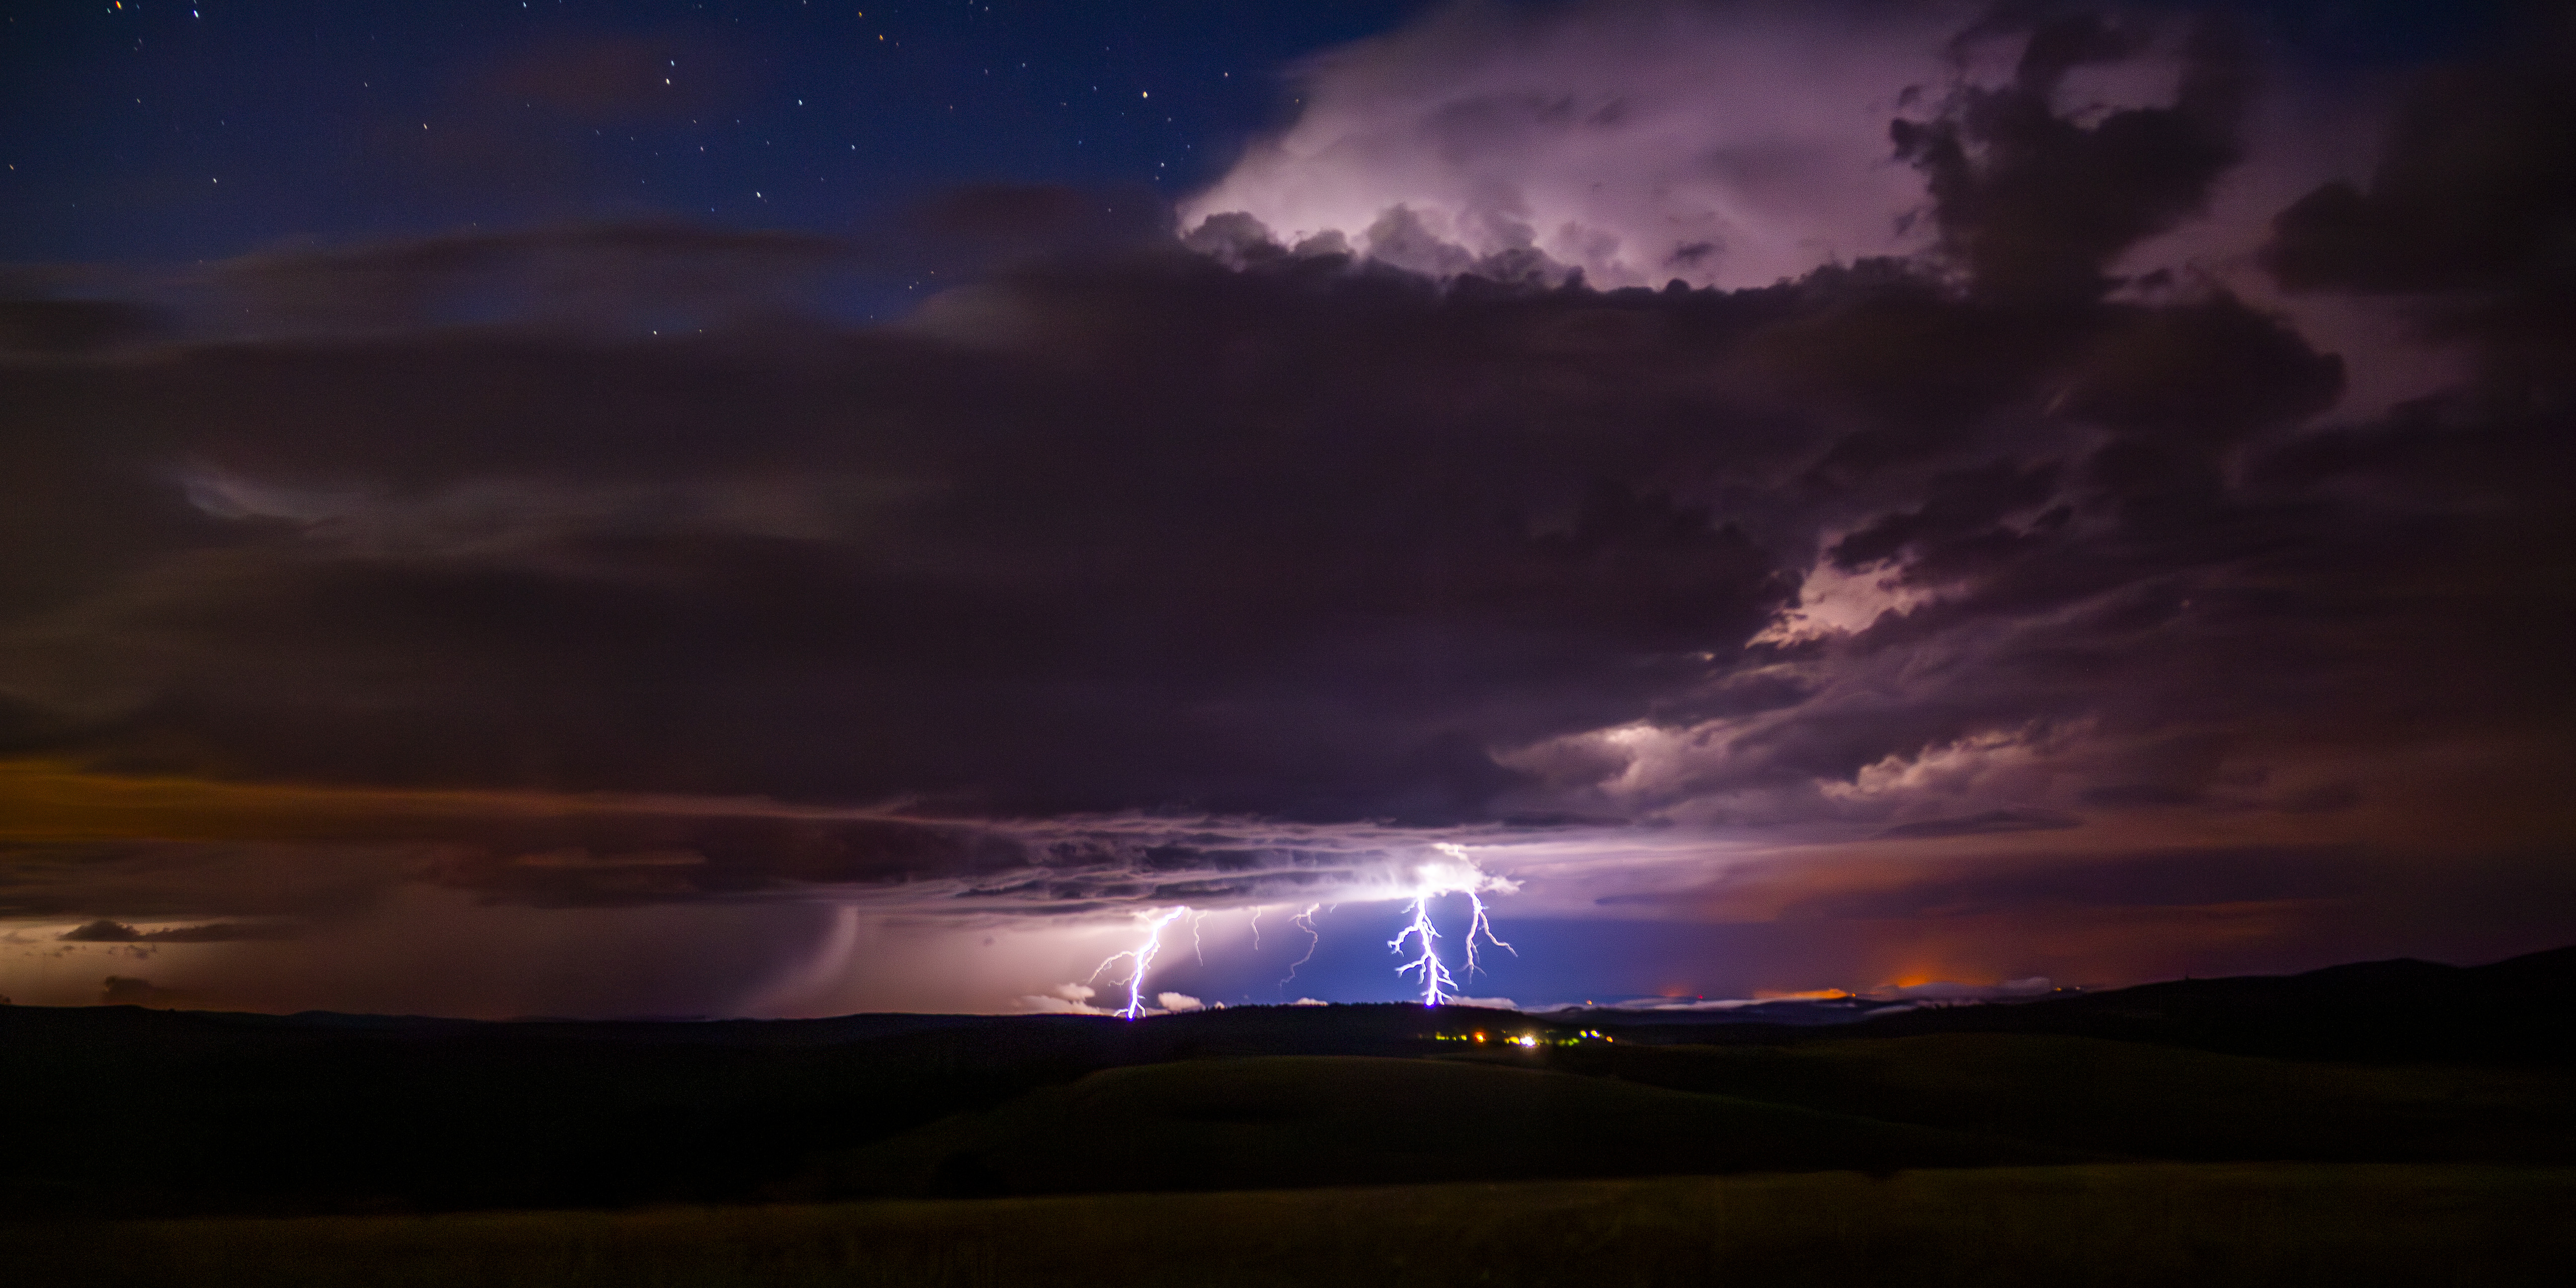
[6,1165,2571,1287]
[4,948,2572,1282]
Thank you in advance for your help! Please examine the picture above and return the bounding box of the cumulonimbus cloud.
[1183,0,1971,287]
[0,1,2569,1014]
[1180,0,2268,293]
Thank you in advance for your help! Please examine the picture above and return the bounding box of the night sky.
[4,0,1431,303]
[2,0,2570,1019]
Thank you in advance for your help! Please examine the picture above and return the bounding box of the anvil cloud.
[1,0,2570,1016]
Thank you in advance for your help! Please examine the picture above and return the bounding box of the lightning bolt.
[1281,902,1324,988]
[1389,894,1457,1006]
[1386,845,1520,1006]
[1460,887,1516,981]
[1057,848,1515,1017]
[1090,907,1185,1020]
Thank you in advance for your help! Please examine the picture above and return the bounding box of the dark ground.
[7,1166,2571,1288]
[3,947,2574,1285]
[1,946,2568,1216]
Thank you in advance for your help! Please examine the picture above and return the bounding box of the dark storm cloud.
[1772,844,2362,921]
[199,222,861,336]
[59,919,295,943]
[409,812,1011,909]
[1892,7,2250,304]
[419,813,1403,914]
[2260,30,2575,298]
[0,769,1433,920]
[3,258,1812,829]
[2259,11,2576,400]
[0,300,163,356]
[0,839,424,924]
[0,2,2569,982]
[1873,808,2079,841]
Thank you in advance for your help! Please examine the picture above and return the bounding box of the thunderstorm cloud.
[1,0,2570,1015]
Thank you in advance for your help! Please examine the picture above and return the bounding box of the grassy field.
[804,1054,2077,1197]
[8,1002,2569,1214]
[1544,1033,2576,1163]
[6,1164,2570,1287]
[798,1043,2576,1199]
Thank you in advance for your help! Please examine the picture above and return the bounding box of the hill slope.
[803,1054,2075,1198]
[2,946,2570,1214]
